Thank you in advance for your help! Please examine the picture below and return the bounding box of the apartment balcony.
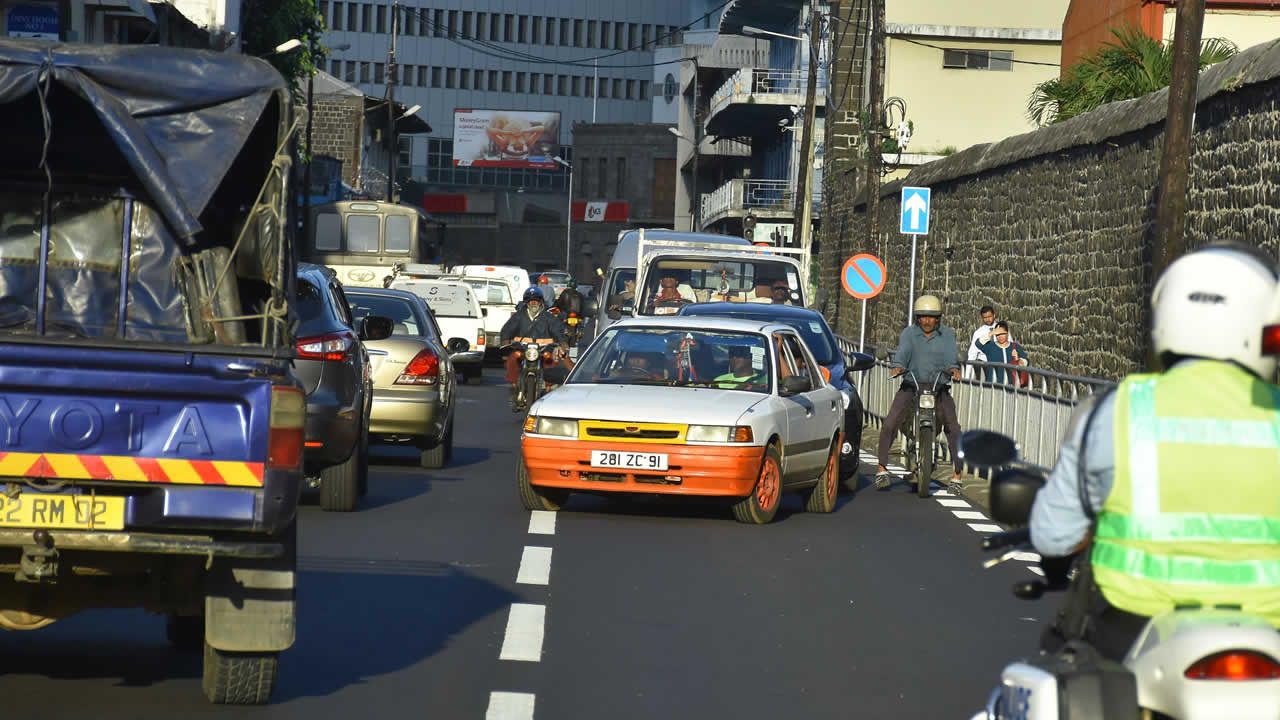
[699,178,821,229]
[680,136,751,170]
[704,68,825,139]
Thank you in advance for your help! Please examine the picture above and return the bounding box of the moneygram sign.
[6,4,59,39]
[452,109,560,169]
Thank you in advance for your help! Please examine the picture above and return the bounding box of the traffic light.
[743,213,757,242]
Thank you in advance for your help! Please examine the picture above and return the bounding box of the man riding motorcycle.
[500,287,570,389]
[875,294,963,490]
[1029,242,1280,662]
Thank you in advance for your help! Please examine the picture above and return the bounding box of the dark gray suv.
[295,264,391,511]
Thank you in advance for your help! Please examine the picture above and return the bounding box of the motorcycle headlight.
[532,416,578,438]
[687,425,754,443]
[918,394,936,409]
[527,343,540,356]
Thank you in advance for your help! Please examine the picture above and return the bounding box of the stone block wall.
[820,38,1280,380]
[311,94,365,189]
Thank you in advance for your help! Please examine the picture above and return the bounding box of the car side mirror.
[446,337,470,354]
[780,375,810,396]
[542,367,570,385]
[958,430,1019,468]
[846,352,875,373]
[481,307,489,317]
[989,468,1045,525]
[360,315,394,341]
[606,307,622,320]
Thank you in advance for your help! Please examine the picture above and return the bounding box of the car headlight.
[918,394,936,409]
[686,425,754,443]
[531,416,578,438]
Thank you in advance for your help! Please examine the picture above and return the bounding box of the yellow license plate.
[0,493,125,530]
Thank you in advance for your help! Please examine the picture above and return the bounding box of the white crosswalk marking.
[967,523,1004,533]
[936,498,970,508]
[952,510,988,520]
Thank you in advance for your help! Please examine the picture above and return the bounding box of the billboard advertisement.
[452,109,561,169]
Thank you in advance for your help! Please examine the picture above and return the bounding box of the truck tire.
[518,456,568,511]
[320,443,362,512]
[202,643,279,705]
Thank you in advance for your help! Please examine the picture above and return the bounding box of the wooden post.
[1151,0,1205,277]
[793,7,822,251]
[864,0,884,281]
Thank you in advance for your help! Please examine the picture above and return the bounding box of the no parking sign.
[841,253,886,299]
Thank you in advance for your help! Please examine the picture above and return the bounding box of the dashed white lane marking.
[527,510,557,535]
[952,510,988,520]
[516,546,552,586]
[967,523,1005,533]
[499,603,547,662]
[936,498,970,508]
[1028,566,1045,576]
[1011,551,1042,563]
[486,692,536,720]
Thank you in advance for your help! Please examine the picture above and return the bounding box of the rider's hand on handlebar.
[890,367,905,378]
[950,368,961,381]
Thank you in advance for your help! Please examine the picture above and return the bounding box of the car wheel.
[202,643,279,705]
[420,438,446,469]
[320,444,362,512]
[517,455,568,511]
[732,444,783,524]
[804,438,840,513]
[442,417,455,463]
[357,424,370,497]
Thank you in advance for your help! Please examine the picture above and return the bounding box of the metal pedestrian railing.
[835,335,1114,472]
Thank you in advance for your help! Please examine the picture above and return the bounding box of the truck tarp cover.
[0,39,286,240]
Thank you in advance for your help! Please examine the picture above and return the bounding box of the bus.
[306,200,443,288]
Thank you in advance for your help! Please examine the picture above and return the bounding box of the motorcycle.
[959,429,1280,720]
[901,370,946,498]
[504,337,557,414]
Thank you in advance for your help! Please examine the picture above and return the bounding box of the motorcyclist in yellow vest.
[1029,242,1280,661]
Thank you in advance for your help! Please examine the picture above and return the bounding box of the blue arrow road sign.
[900,186,931,235]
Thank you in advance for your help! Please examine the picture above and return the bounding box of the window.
[574,19,583,47]
[616,157,625,197]
[359,62,371,83]
[504,13,513,42]
[401,7,414,35]
[545,16,555,44]
[315,213,341,251]
[348,295,420,335]
[639,80,649,101]
[529,72,540,93]
[329,1,341,30]
[628,23,637,48]
[385,215,412,253]
[518,15,528,43]
[662,73,676,102]
[374,62,384,84]
[612,78,622,98]
[586,75,595,98]
[557,75,567,95]
[516,72,526,93]
[433,9,444,37]
[417,66,428,87]
[614,22,623,49]
[601,21,610,49]
[445,67,455,88]
[375,4,385,33]
[571,76,581,96]
[943,48,1013,71]
[502,71,512,92]
[431,66,442,88]
[360,3,371,31]
[476,12,486,40]
[489,69,499,89]
[462,11,472,37]
[489,13,499,40]
[346,3,357,32]
[642,24,651,48]
[625,79,635,99]
[598,76,608,97]
[460,68,471,89]
[532,17,543,44]
[474,68,485,90]
[347,215,380,253]
[543,74,554,94]
[588,20,596,48]
[559,18,570,46]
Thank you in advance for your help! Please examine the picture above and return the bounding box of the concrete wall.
[819,38,1280,380]
[1165,7,1280,53]
[888,0,1069,28]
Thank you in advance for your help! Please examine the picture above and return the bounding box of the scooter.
[959,430,1280,720]
[504,337,556,414]
[901,370,946,498]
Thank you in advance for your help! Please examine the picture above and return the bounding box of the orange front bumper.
[521,437,764,496]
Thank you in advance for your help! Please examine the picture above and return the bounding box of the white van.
[451,265,529,307]
[391,279,487,384]
[449,275,515,352]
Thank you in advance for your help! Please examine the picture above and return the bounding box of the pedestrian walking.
[964,305,997,379]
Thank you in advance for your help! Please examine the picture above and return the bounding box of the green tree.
[239,0,326,90]
[1027,26,1237,126]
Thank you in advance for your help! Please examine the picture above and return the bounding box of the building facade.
[1062,0,1280,70]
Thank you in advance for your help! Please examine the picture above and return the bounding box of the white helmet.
[1151,242,1279,377]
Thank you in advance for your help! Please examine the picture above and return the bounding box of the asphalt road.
[0,374,1051,720]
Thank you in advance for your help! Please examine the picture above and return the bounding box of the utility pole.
[792,7,821,251]
[385,0,399,203]
[1150,0,1205,278]
[303,26,316,242]
[863,0,884,264]
[691,56,701,231]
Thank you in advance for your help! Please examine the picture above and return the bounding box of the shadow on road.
[0,614,200,685]
[276,558,517,701]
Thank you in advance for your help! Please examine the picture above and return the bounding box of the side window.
[782,335,818,388]
[773,333,798,381]
[384,214,412,253]
[329,283,354,327]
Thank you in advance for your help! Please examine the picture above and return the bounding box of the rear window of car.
[347,293,422,336]
[393,282,479,319]
[294,277,338,337]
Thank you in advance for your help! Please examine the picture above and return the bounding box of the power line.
[898,37,1060,67]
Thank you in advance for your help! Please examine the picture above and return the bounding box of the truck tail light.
[477,328,486,347]
[1185,651,1280,680]
[268,386,305,470]
[396,349,440,385]
[296,331,356,361]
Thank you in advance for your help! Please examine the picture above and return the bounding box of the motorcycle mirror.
[542,367,570,386]
[989,467,1045,525]
[958,430,1019,468]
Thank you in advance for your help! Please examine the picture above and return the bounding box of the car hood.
[531,383,767,424]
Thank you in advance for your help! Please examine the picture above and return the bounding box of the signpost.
[899,186,931,326]
[840,253,887,353]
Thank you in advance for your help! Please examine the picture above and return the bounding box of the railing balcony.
[705,68,825,138]
[699,178,822,229]
[680,136,751,169]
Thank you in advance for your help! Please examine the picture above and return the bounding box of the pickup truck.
[0,40,303,704]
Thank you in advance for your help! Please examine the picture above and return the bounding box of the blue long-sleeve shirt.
[1029,390,1116,557]
[892,324,960,387]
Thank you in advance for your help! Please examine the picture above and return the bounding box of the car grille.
[577,420,688,444]
[585,428,680,440]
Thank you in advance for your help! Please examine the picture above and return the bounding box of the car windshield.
[569,327,772,393]
[393,281,480,318]
[346,293,422,336]
[639,258,801,315]
[685,311,837,365]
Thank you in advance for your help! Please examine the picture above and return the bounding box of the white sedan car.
[519,316,846,523]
